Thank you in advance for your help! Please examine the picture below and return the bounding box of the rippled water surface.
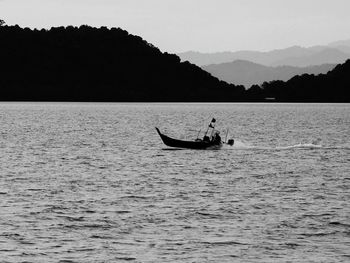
[0,103,349,262]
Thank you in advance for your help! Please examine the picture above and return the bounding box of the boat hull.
[156,127,222,149]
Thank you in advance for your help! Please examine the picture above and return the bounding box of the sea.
[0,103,349,263]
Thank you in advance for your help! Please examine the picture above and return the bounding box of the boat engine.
[227,139,234,146]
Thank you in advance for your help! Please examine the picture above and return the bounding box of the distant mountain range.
[203,60,336,88]
[270,48,348,67]
[178,41,350,67]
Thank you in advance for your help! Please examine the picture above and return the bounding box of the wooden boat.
[155,118,234,150]
[155,127,222,149]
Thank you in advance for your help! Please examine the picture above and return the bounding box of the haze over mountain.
[271,48,349,67]
[328,39,350,54]
[178,40,350,67]
[328,39,350,47]
[203,60,336,88]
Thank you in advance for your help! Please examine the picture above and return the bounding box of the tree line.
[248,60,349,102]
[0,24,349,102]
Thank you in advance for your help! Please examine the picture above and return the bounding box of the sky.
[1,0,350,53]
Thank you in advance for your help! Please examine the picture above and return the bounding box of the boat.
[156,118,234,149]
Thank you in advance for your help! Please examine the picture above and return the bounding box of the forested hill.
[0,25,245,102]
[0,25,349,102]
[248,59,350,102]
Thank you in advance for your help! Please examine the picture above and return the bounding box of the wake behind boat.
[156,118,234,149]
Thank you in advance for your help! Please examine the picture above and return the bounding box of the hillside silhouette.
[0,25,349,102]
[0,25,245,102]
[203,60,335,88]
[248,59,350,102]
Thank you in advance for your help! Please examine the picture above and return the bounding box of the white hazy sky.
[1,0,349,53]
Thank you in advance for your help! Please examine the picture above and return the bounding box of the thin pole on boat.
[210,122,216,139]
[204,123,210,137]
[196,129,201,139]
[225,128,229,143]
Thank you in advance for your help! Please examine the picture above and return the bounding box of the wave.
[277,143,323,150]
[224,140,350,151]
